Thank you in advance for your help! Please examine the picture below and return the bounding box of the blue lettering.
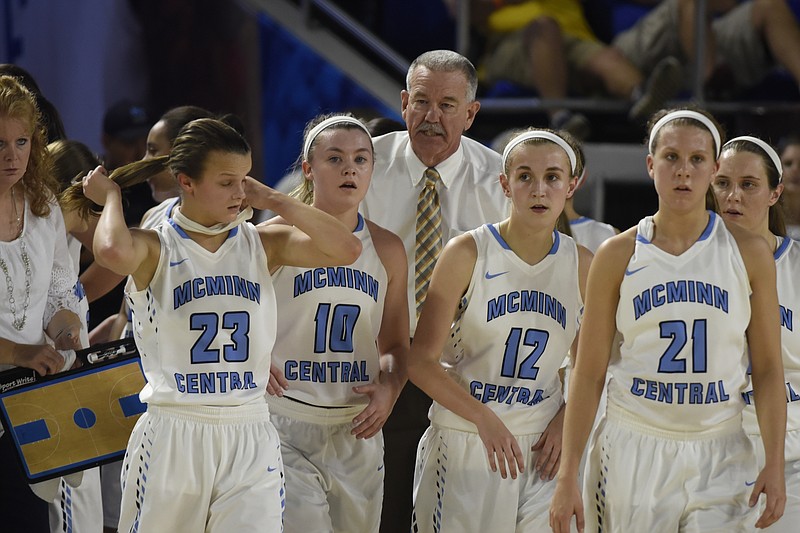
[781,306,793,332]
[294,271,312,297]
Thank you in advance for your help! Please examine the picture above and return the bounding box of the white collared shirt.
[361,131,508,333]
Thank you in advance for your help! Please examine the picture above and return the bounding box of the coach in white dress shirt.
[360,49,508,533]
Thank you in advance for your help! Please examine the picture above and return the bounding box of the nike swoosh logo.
[745,480,756,487]
[377,465,384,472]
[624,265,648,276]
[169,258,189,267]
[485,271,509,280]
[267,466,277,472]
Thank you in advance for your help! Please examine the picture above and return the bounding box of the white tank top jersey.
[269,214,388,407]
[609,212,751,431]
[122,198,180,339]
[569,216,616,253]
[140,197,179,230]
[127,218,276,406]
[431,224,582,435]
[743,236,800,434]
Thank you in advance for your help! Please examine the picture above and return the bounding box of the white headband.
[648,110,721,158]
[724,135,783,183]
[502,131,577,176]
[575,164,588,190]
[302,116,371,161]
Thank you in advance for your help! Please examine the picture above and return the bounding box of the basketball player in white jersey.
[262,113,409,533]
[81,118,362,532]
[408,128,592,532]
[550,108,787,532]
[713,135,800,532]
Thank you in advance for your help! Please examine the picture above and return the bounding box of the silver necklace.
[0,187,31,330]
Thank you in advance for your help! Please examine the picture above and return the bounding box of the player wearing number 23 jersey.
[128,216,276,405]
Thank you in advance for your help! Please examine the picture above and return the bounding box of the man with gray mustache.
[360,49,509,533]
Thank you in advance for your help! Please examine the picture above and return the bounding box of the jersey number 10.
[314,303,361,353]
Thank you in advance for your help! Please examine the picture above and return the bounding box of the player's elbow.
[331,235,362,265]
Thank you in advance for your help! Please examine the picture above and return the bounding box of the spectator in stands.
[613,0,800,100]
[445,0,683,138]
[779,134,800,239]
[359,49,508,533]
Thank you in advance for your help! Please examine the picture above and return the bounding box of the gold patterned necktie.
[415,167,443,315]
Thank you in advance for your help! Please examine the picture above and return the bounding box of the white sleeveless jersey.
[269,214,387,407]
[127,219,276,406]
[609,212,751,431]
[431,224,582,434]
[743,236,800,434]
[122,198,180,339]
[569,216,616,253]
[140,198,179,230]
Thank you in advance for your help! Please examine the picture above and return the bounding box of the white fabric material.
[584,405,757,532]
[361,131,508,334]
[171,204,253,236]
[302,116,371,161]
[743,237,800,438]
[412,425,562,533]
[725,136,783,181]
[648,110,721,157]
[118,403,284,533]
[430,224,581,435]
[271,409,383,533]
[609,212,751,431]
[748,429,800,533]
[49,467,102,533]
[269,217,387,407]
[121,198,179,340]
[569,217,616,253]
[501,130,577,175]
[128,220,275,406]
[0,199,79,372]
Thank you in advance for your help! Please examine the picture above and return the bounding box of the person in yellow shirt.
[472,0,681,137]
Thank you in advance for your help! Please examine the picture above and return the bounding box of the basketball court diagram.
[0,358,147,481]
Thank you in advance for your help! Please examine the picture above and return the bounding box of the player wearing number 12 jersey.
[408,129,591,532]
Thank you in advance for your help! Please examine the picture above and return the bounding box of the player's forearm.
[408,356,486,427]
[752,364,788,467]
[281,199,361,264]
[0,338,19,366]
[380,348,408,391]
[557,368,605,479]
[93,189,136,269]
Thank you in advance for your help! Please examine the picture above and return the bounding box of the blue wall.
[259,13,401,186]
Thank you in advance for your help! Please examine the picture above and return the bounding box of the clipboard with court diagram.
[0,340,146,482]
